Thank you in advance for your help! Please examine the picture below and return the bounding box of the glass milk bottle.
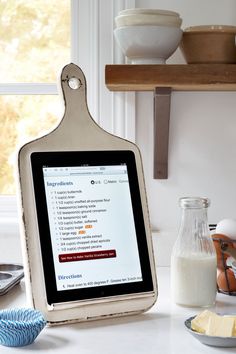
[171,197,217,307]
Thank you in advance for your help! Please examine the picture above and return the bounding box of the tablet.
[31,150,154,305]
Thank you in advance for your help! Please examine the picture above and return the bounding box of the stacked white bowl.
[114,8,183,64]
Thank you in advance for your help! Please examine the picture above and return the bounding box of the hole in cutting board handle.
[68,77,82,90]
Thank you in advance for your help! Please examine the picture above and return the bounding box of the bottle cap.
[179,197,210,209]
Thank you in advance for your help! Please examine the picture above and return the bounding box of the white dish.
[114,25,182,64]
[185,316,236,348]
[115,13,182,28]
[118,8,181,17]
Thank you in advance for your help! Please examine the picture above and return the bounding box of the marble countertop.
[0,266,236,353]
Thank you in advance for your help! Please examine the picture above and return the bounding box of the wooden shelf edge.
[105,64,236,91]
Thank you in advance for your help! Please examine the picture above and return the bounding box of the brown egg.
[211,234,235,271]
[217,269,236,292]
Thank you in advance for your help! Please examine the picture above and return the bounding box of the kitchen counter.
[0,266,236,353]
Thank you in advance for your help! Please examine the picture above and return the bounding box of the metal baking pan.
[0,264,24,296]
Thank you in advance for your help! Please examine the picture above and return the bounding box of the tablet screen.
[31,151,153,304]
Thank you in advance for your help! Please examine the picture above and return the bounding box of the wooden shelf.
[105,64,236,91]
[105,64,236,180]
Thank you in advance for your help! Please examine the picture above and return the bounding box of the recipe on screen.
[43,165,142,291]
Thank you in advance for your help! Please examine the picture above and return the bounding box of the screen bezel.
[31,150,153,305]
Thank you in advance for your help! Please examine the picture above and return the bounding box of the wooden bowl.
[180,25,236,64]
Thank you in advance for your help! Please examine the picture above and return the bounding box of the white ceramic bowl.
[115,13,182,28]
[114,25,183,64]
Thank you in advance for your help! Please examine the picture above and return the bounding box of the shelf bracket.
[153,87,171,179]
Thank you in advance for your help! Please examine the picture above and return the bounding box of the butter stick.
[191,310,217,334]
[206,315,235,337]
[224,316,236,336]
[191,311,236,337]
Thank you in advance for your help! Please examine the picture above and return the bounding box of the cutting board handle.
[59,63,94,127]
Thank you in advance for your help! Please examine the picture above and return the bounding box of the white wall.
[135,0,236,264]
[4,0,236,267]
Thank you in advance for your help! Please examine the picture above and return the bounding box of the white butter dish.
[185,315,236,348]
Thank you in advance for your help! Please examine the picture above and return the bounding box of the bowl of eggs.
[114,8,183,64]
[212,219,236,294]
